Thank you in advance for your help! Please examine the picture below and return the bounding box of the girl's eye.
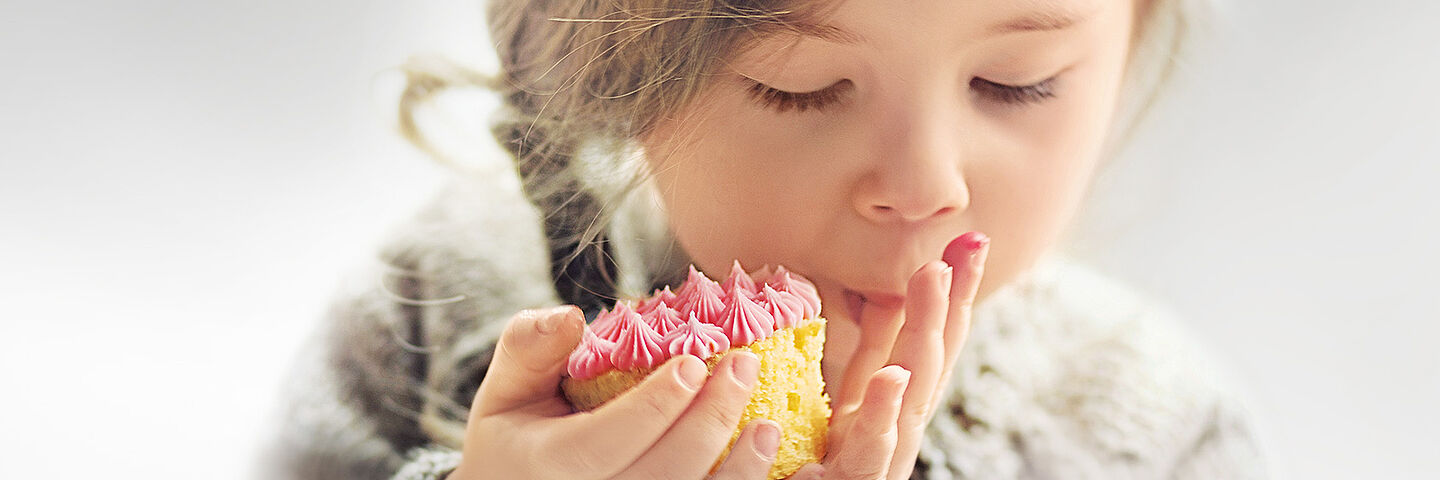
[970,76,1059,106]
[746,79,853,113]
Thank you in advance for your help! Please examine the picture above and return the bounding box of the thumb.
[472,305,585,417]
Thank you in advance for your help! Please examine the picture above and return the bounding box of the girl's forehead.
[730,0,1117,75]
[789,0,1108,44]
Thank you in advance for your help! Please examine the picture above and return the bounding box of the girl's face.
[642,0,1135,327]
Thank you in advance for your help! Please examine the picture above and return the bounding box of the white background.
[1,1,1435,478]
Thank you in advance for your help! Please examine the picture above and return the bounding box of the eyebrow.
[989,5,1097,34]
[786,3,1097,45]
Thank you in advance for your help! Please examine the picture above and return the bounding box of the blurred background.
[1,0,1435,478]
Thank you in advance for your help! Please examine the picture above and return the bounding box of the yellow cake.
[560,263,829,479]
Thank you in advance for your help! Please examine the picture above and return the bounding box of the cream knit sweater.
[259,174,1268,479]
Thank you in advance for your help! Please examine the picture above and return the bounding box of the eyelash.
[746,80,853,113]
[745,76,1059,113]
[969,77,1058,106]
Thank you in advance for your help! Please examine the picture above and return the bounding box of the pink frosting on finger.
[567,329,616,380]
[717,284,776,347]
[663,312,731,359]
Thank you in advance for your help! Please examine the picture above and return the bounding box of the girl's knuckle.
[698,400,740,434]
[832,453,887,480]
[636,389,674,419]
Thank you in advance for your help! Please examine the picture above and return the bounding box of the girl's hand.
[794,232,991,480]
[447,306,780,480]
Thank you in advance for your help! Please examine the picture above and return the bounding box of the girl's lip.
[841,289,906,322]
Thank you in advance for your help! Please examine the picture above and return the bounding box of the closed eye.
[746,79,853,113]
[970,76,1058,106]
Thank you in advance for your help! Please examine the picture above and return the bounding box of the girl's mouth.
[841,289,906,324]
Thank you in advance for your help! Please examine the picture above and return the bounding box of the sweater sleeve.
[1167,400,1269,480]
[910,258,1270,479]
[392,445,465,480]
[258,265,504,480]
[259,179,565,479]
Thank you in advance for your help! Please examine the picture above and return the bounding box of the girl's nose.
[853,100,971,224]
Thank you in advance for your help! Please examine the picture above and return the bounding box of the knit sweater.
[258,173,1268,480]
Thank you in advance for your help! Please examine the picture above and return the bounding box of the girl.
[264,0,1267,478]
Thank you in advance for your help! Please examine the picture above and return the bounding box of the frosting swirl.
[567,329,616,380]
[673,265,711,309]
[757,284,805,329]
[636,286,678,315]
[679,277,727,326]
[720,260,758,298]
[565,262,823,379]
[589,307,625,343]
[610,306,665,370]
[717,284,776,347]
[663,311,731,359]
[641,302,683,336]
[766,267,822,318]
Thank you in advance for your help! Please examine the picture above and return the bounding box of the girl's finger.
[825,365,910,480]
[940,232,988,356]
[831,295,904,425]
[471,306,585,417]
[543,354,710,478]
[791,463,825,480]
[708,419,781,480]
[884,260,951,479]
[933,232,989,399]
[617,352,761,479]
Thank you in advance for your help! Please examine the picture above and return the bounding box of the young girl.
[264,0,1266,478]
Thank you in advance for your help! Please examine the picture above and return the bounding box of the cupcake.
[561,262,829,479]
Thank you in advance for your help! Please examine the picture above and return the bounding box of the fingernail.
[941,265,954,292]
[535,307,567,335]
[676,355,707,391]
[886,365,912,388]
[965,232,991,268]
[731,352,759,388]
[753,422,780,461]
[943,232,988,266]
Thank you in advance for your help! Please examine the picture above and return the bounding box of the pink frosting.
[661,286,679,306]
[589,307,625,343]
[720,260,758,298]
[608,303,648,342]
[748,264,775,285]
[717,284,776,347]
[679,278,726,326]
[663,312,732,359]
[757,284,805,329]
[641,302,682,336]
[673,265,710,308]
[637,286,678,315]
[766,267,822,318]
[610,308,664,370]
[566,263,823,379]
[567,329,616,380]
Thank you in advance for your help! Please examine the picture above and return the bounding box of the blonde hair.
[399,0,1210,449]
